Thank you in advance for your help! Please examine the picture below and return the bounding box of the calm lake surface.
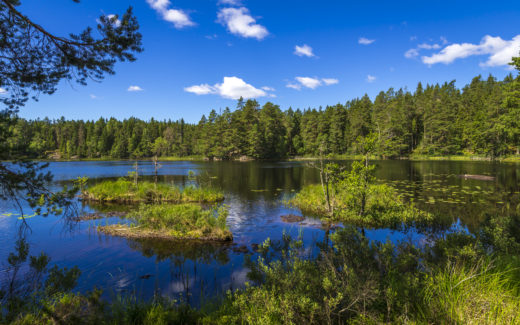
[1,160,520,304]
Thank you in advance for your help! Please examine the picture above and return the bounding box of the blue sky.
[14,0,520,123]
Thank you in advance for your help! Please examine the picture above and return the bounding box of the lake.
[1,160,519,305]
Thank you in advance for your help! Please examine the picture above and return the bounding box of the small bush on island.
[290,135,433,230]
[81,178,224,204]
[97,204,232,241]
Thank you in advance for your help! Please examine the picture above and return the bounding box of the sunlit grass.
[422,258,520,324]
[82,179,224,203]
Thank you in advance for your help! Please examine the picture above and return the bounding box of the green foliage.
[108,296,202,325]
[479,213,520,255]
[83,179,224,203]
[335,182,433,229]
[290,139,433,229]
[5,65,520,161]
[288,184,330,216]
[0,0,143,247]
[206,227,520,324]
[0,1,142,111]
[182,185,224,203]
[7,219,520,324]
[73,176,88,194]
[98,203,232,241]
[208,228,420,324]
[1,238,81,324]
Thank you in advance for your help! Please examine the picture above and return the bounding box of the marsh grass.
[98,204,232,241]
[82,179,224,204]
[287,184,329,216]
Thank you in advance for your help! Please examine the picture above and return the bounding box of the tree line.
[5,72,520,160]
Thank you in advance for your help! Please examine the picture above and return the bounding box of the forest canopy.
[6,72,520,160]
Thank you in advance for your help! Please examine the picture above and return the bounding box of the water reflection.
[126,238,231,265]
[2,160,520,305]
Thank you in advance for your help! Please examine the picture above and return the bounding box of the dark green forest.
[6,72,520,160]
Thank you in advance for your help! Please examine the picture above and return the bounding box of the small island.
[81,179,224,203]
[289,138,434,230]
[98,204,232,241]
[289,182,433,229]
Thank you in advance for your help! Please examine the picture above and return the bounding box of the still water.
[1,160,519,304]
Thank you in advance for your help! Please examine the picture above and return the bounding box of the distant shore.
[6,154,520,163]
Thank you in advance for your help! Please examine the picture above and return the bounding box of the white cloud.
[89,94,98,99]
[294,44,315,57]
[366,75,376,83]
[295,77,321,89]
[358,37,375,45]
[127,85,144,92]
[422,35,520,67]
[404,48,419,58]
[287,77,338,90]
[261,86,275,91]
[185,76,270,99]
[406,37,449,60]
[218,0,242,5]
[217,7,268,40]
[0,88,7,94]
[417,43,441,50]
[146,0,195,29]
[286,83,301,90]
[148,0,169,11]
[163,9,194,28]
[322,78,339,85]
[215,77,267,99]
[184,84,214,95]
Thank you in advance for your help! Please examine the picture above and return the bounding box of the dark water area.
[1,160,519,305]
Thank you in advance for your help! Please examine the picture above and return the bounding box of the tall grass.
[421,258,520,324]
[82,179,224,203]
[287,184,329,216]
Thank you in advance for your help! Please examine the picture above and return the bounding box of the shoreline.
[5,154,520,163]
[97,224,233,242]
